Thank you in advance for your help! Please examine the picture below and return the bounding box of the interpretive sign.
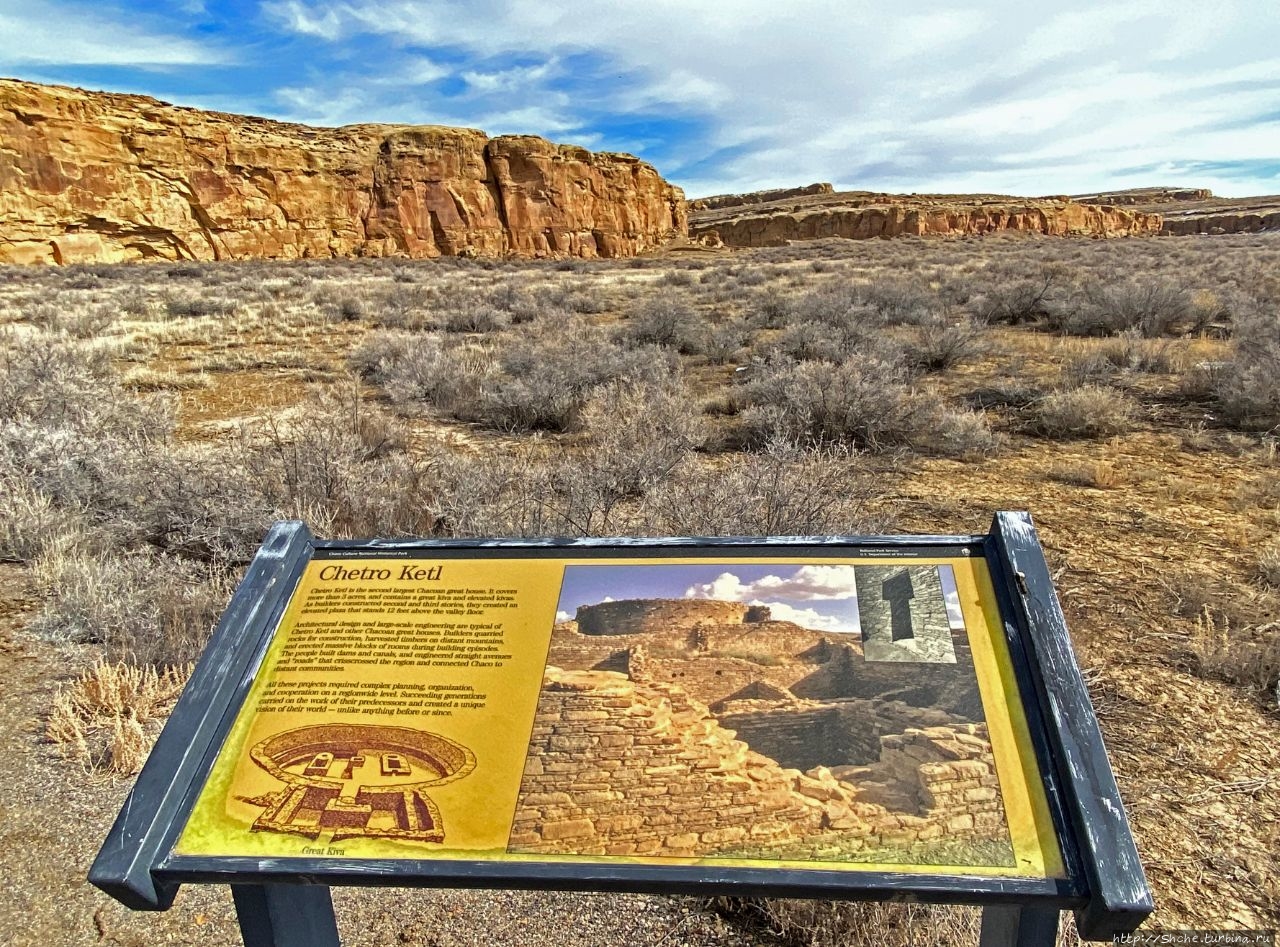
[91,514,1152,947]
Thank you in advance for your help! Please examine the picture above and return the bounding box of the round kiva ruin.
[244,724,476,843]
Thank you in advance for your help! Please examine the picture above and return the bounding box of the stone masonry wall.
[575,599,750,636]
[717,698,969,772]
[854,566,956,663]
[508,668,826,856]
[508,669,1010,861]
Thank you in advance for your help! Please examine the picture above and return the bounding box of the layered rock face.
[0,79,686,265]
[689,182,834,211]
[1160,207,1280,235]
[1071,187,1280,236]
[692,191,1162,247]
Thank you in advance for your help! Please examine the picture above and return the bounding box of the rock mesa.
[690,189,1163,247]
[0,79,687,264]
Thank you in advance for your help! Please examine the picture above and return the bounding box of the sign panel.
[176,548,1063,880]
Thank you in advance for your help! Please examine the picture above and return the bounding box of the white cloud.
[0,3,227,68]
[264,0,1280,195]
[263,0,345,41]
[752,600,854,633]
[462,60,559,95]
[556,610,572,622]
[685,566,858,603]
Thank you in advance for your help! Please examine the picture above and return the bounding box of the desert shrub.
[659,269,697,287]
[485,281,541,323]
[739,355,999,456]
[579,379,709,498]
[1214,302,1280,430]
[1047,277,1194,337]
[705,318,754,364]
[163,293,237,319]
[0,480,81,562]
[930,408,1004,457]
[621,292,707,354]
[785,284,869,328]
[30,535,234,664]
[772,321,851,362]
[370,284,433,329]
[744,288,793,329]
[425,448,560,537]
[855,277,942,325]
[427,443,657,538]
[349,331,487,411]
[26,302,115,338]
[971,269,1059,324]
[440,297,510,333]
[1032,385,1137,438]
[325,293,366,322]
[1256,543,1280,588]
[1063,334,1176,387]
[536,282,609,314]
[0,331,143,432]
[233,389,438,539]
[477,322,676,432]
[769,287,901,363]
[639,439,893,536]
[905,316,989,372]
[1192,608,1280,700]
[739,356,921,450]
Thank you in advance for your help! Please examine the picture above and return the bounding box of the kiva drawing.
[240,724,476,843]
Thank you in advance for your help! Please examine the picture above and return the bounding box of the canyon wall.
[0,79,686,265]
[689,182,834,212]
[1161,210,1280,235]
[692,194,1163,247]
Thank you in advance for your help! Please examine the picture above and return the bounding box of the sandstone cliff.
[689,182,834,212]
[1070,187,1280,236]
[0,79,687,264]
[1161,210,1280,235]
[690,190,1163,247]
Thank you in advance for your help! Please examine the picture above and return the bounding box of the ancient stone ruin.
[509,592,1013,867]
[854,565,956,663]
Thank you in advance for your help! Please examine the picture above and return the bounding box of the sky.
[2,1,1277,198]
[554,563,964,636]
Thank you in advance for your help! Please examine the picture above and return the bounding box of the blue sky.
[2,1,1277,197]
[555,563,964,635]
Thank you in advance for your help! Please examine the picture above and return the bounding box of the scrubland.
[1,232,1277,944]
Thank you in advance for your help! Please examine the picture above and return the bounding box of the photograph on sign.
[175,552,1062,879]
[508,561,1011,868]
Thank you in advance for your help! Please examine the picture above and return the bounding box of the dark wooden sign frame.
[89,512,1151,946]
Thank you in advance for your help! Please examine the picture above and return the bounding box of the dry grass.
[1191,608,1280,701]
[1259,544,1280,588]
[46,659,192,775]
[1032,385,1137,438]
[1047,460,1126,489]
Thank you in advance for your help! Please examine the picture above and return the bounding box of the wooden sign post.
[90,513,1151,946]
